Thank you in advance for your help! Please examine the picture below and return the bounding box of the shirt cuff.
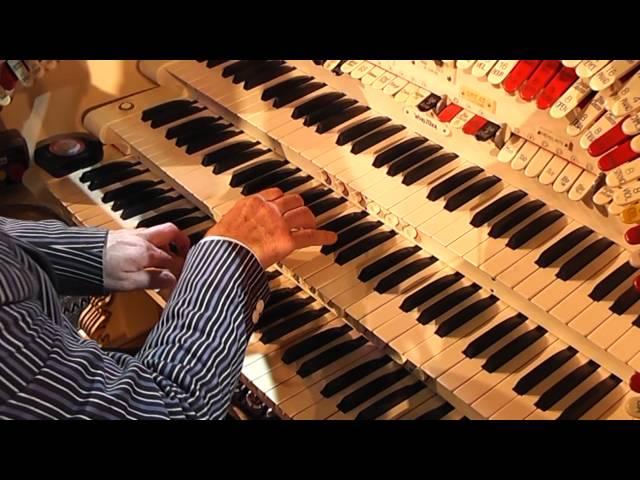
[199,235,262,267]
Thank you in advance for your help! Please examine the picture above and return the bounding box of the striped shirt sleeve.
[0,236,269,419]
[0,217,107,296]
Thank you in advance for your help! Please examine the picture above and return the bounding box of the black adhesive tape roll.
[34,132,103,178]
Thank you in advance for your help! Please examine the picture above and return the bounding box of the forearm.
[0,217,107,296]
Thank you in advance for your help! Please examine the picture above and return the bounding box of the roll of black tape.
[34,132,103,178]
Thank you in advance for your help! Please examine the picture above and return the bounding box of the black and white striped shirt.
[0,217,269,419]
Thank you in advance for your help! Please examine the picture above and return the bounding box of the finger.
[272,194,304,215]
[283,206,316,231]
[141,223,191,256]
[144,245,174,270]
[257,187,284,202]
[126,269,177,291]
[291,229,338,249]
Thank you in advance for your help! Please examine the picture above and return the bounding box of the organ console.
[3,59,640,420]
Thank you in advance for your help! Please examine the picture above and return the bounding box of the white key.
[497,136,526,164]
[552,162,583,193]
[487,60,518,85]
[589,309,640,351]
[608,326,640,363]
[568,170,597,201]
[590,60,640,91]
[538,155,568,185]
[550,78,592,119]
[575,60,610,79]
[524,149,554,178]
[472,61,498,78]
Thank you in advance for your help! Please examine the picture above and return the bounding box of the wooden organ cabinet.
[3,59,640,420]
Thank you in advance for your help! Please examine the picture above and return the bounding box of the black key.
[402,153,459,186]
[506,210,564,250]
[188,230,207,245]
[470,190,527,228]
[475,121,501,142]
[351,125,406,155]
[373,137,428,168]
[185,129,242,155]
[206,60,226,68]
[400,273,464,312]
[201,140,261,167]
[300,186,332,205]
[80,160,140,184]
[335,230,397,265]
[356,381,426,420]
[274,174,313,192]
[610,285,640,315]
[266,286,302,308]
[427,166,484,202]
[102,179,163,204]
[88,168,148,191]
[175,122,232,148]
[241,167,301,195]
[298,337,369,378]
[321,221,383,255]
[387,145,443,177]
[309,196,348,217]
[273,81,326,109]
[513,347,578,395]
[304,98,359,127]
[488,200,546,239]
[221,60,262,78]
[229,159,288,187]
[266,270,282,281]
[417,94,441,112]
[416,402,455,420]
[318,210,367,232]
[337,368,409,413]
[321,356,392,397]
[150,104,206,129]
[282,324,351,364]
[417,284,482,325]
[213,149,272,175]
[557,238,615,281]
[558,374,622,420]
[374,256,438,294]
[292,92,346,120]
[260,307,330,344]
[482,326,547,373]
[112,187,171,212]
[121,195,182,220]
[336,117,391,146]
[165,116,220,140]
[359,246,421,283]
[261,75,313,102]
[444,176,501,212]
[535,226,593,268]
[173,215,210,231]
[136,207,199,228]
[535,360,599,411]
[589,261,638,301]
[435,295,500,336]
[244,64,297,90]
[257,297,316,330]
[633,315,640,327]
[463,313,528,359]
[233,60,285,84]
[316,105,370,134]
[141,99,196,123]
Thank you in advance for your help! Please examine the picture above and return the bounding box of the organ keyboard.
[16,59,640,419]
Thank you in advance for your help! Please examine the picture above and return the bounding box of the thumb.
[126,269,177,291]
[141,223,191,256]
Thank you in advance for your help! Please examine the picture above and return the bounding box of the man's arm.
[0,238,268,419]
[0,217,106,296]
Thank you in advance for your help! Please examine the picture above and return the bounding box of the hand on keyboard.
[104,223,191,292]
[206,188,337,268]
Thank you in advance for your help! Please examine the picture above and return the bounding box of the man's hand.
[104,223,191,291]
[206,188,337,268]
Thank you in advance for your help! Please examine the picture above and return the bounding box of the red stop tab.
[588,120,629,157]
[597,139,639,171]
[503,60,542,94]
[462,115,488,135]
[537,67,579,110]
[625,225,640,245]
[437,104,464,123]
[0,63,18,91]
[519,60,562,101]
[631,372,640,393]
